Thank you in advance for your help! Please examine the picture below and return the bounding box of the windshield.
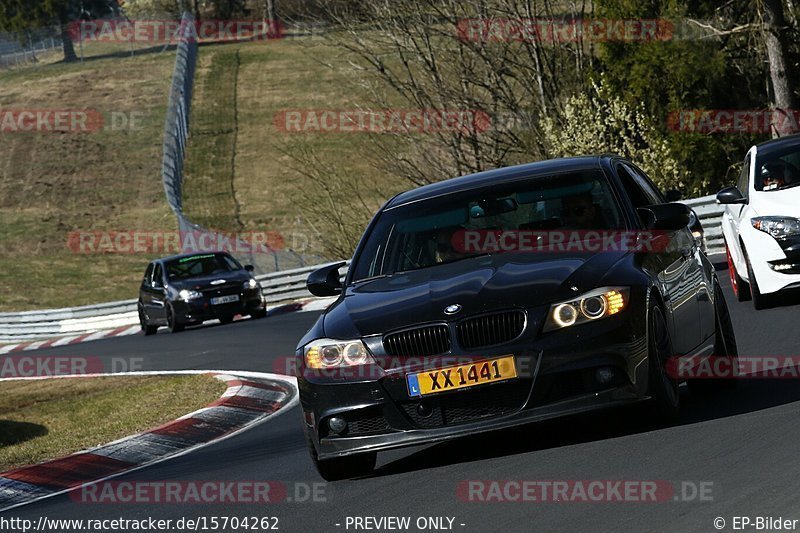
[351,170,625,281]
[756,144,800,191]
[165,253,242,280]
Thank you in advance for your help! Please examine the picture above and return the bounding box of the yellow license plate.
[406,356,517,397]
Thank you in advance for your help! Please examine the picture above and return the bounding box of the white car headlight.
[751,217,800,240]
[544,287,630,332]
[178,289,203,301]
[244,278,259,290]
[304,339,373,369]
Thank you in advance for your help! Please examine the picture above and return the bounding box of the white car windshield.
[756,145,800,191]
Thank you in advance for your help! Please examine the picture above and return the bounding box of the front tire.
[688,282,739,394]
[726,241,750,301]
[647,302,680,420]
[744,254,770,310]
[305,428,376,481]
[166,304,184,333]
[138,304,158,336]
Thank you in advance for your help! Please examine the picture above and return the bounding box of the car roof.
[153,251,230,263]
[384,155,610,209]
[755,133,800,157]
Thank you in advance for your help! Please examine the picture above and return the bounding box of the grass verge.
[0,374,227,472]
[183,37,403,262]
[0,42,177,311]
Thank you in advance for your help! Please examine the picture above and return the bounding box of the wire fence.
[0,29,63,69]
[160,12,321,274]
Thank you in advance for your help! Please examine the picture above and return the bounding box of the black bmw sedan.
[297,155,737,480]
[138,251,266,334]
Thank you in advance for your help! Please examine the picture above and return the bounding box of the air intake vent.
[383,324,450,357]
[456,310,526,350]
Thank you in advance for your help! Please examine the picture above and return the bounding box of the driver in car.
[760,160,798,190]
[435,227,467,263]
[560,192,604,229]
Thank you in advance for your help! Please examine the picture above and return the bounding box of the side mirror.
[307,262,345,297]
[716,186,746,205]
[244,264,255,272]
[665,189,683,202]
[637,203,691,231]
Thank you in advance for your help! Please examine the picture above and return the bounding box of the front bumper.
[298,298,649,460]
[742,226,800,295]
[174,289,265,323]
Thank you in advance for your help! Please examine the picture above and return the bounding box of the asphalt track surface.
[5,263,800,532]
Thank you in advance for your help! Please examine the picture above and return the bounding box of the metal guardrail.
[0,196,724,342]
[682,194,725,256]
[0,261,350,342]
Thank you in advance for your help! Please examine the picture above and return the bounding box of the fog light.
[595,367,615,385]
[416,402,433,418]
[328,417,347,435]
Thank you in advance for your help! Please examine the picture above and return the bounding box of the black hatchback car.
[138,251,266,334]
[297,155,738,480]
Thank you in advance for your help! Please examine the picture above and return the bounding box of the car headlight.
[304,339,373,369]
[244,278,259,290]
[178,289,203,301]
[751,217,800,240]
[544,287,630,332]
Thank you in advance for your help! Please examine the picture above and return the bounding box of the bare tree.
[687,0,798,136]
[263,0,277,22]
[316,0,590,187]
[283,0,592,257]
[761,0,798,136]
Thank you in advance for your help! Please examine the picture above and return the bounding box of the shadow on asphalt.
[755,287,800,309]
[713,258,800,309]
[150,315,265,336]
[372,378,800,478]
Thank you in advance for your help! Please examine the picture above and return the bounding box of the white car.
[718,134,800,309]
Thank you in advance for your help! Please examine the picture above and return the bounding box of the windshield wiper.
[394,253,492,275]
[352,274,391,283]
[438,252,492,266]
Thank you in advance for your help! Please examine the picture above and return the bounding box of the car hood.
[169,270,250,290]
[322,251,629,338]
[750,186,800,217]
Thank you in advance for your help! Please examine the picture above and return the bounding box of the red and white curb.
[0,370,298,513]
[0,297,338,355]
[0,325,142,355]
